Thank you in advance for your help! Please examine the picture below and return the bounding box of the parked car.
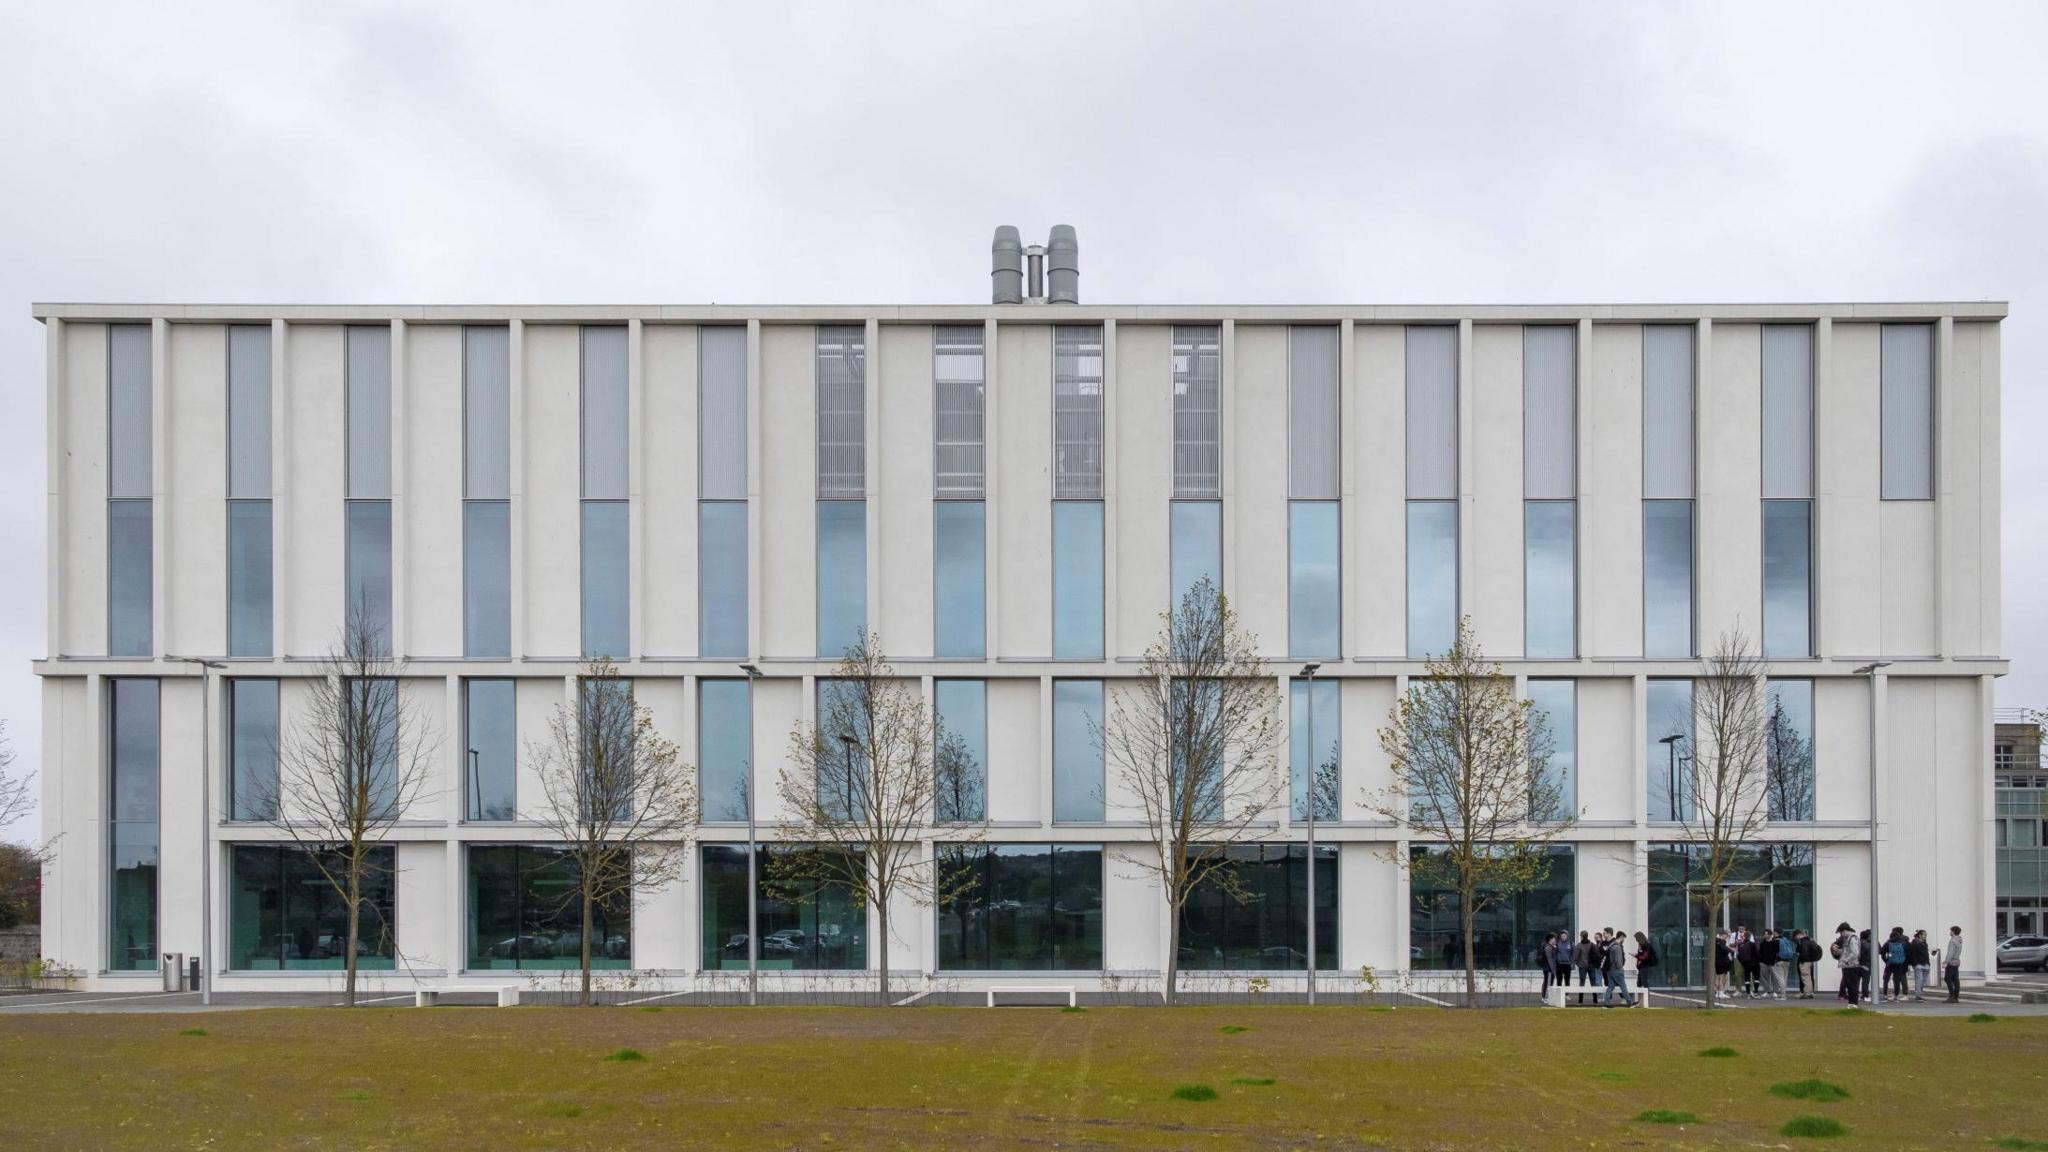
[1997,935,2048,971]
[763,929,807,956]
[489,934,556,960]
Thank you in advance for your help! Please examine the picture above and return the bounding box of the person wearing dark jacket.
[1552,933,1574,993]
[1794,930,1823,999]
[1832,923,1865,1006]
[1601,930,1635,1007]
[1907,930,1932,1001]
[1712,931,1733,999]
[1632,931,1658,994]
[1736,930,1762,998]
[1880,927,1909,1003]
[1944,926,1963,1003]
[1572,931,1598,1005]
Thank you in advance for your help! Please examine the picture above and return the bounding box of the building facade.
[1996,712,2045,938]
[33,293,2006,992]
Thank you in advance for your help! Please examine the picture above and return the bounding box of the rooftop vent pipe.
[1046,225,1079,304]
[990,225,1079,304]
[991,226,1023,304]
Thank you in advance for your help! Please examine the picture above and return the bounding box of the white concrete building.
[31,260,2008,994]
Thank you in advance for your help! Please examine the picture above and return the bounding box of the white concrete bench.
[986,985,1076,1008]
[416,985,521,1007]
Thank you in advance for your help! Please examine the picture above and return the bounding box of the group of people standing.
[1709,926,1821,998]
[1541,929,1657,1007]
[1830,924,1964,1005]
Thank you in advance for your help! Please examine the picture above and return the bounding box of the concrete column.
[507,320,526,661]
[1694,319,1711,658]
[1456,319,1474,626]
[446,837,464,975]
[1219,318,1237,599]
[1101,319,1119,659]
[1576,318,1593,657]
[1934,315,1954,658]
[864,318,881,644]
[1039,675,1055,827]
[45,317,64,658]
[1869,670,1888,936]
[1812,318,1831,657]
[389,318,408,657]
[270,320,292,658]
[150,318,168,659]
[627,318,645,662]
[445,675,463,823]
[1631,674,1647,832]
[983,319,1001,659]
[1338,318,1358,660]
[745,319,764,661]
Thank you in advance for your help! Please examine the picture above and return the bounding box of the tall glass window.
[1880,323,1934,501]
[1289,326,1341,658]
[226,324,273,657]
[1052,680,1104,822]
[1763,501,1813,660]
[463,325,511,658]
[1051,501,1104,660]
[1761,324,1813,659]
[934,679,987,822]
[227,678,278,821]
[1290,676,1340,822]
[815,678,868,821]
[1642,325,1694,657]
[701,845,866,969]
[937,843,1103,970]
[1410,844,1574,970]
[345,325,392,650]
[1288,502,1340,658]
[1170,500,1221,611]
[1647,678,1694,823]
[108,677,159,971]
[467,844,631,970]
[698,678,752,823]
[815,326,866,656]
[1765,679,1816,822]
[228,845,396,970]
[464,679,516,821]
[1649,842,1813,987]
[699,326,748,658]
[1406,325,1458,659]
[1524,326,1576,658]
[933,327,986,658]
[1180,844,1337,970]
[816,501,867,657]
[580,326,629,659]
[107,324,152,657]
[1526,678,1576,816]
[934,501,986,658]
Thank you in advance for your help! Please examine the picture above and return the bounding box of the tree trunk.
[1460,883,1478,1009]
[581,889,595,1007]
[1164,897,1181,1006]
[1704,880,1721,1011]
[877,903,891,1005]
[345,864,361,1008]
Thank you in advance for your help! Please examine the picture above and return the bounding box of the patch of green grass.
[1991,1139,2048,1150]
[1218,1025,1248,1034]
[1697,1046,1738,1058]
[338,1090,371,1102]
[177,1028,207,1037]
[638,1006,664,1014]
[1636,1110,1700,1125]
[1970,1012,1998,1023]
[602,1048,645,1063]
[1594,1071,1630,1082]
[1771,1079,1850,1102]
[1171,1083,1218,1102]
[1231,1077,1276,1086]
[542,1103,582,1118]
[1060,1006,1087,1014]
[1781,1115,1848,1138]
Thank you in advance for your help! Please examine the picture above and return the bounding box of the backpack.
[1641,942,1658,968]
[1885,939,1906,965]
[1779,937,1796,963]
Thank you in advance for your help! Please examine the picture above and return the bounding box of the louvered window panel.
[816,326,866,498]
[1288,326,1339,500]
[1053,326,1104,499]
[934,325,985,498]
[1171,325,1221,498]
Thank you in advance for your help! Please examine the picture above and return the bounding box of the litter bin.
[161,952,186,992]
[188,956,201,994]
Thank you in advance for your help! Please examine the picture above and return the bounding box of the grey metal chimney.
[1025,244,1045,300]
[1047,225,1079,304]
[991,226,1023,304]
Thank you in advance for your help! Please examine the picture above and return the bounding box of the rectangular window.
[934,326,985,497]
[700,844,866,970]
[699,327,748,659]
[108,324,152,657]
[1406,501,1457,660]
[1053,326,1104,498]
[1522,326,1576,499]
[464,679,516,821]
[1881,323,1934,500]
[580,327,629,660]
[580,327,628,500]
[1762,499,1813,659]
[1288,326,1340,500]
[1053,680,1104,822]
[1643,500,1694,659]
[1411,844,1573,971]
[228,845,396,970]
[464,326,510,658]
[1642,325,1695,499]
[937,844,1103,970]
[227,499,272,659]
[1180,844,1337,970]
[467,844,631,970]
[698,678,752,822]
[1649,843,1814,987]
[1289,501,1341,658]
[1526,679,1575,817]
[227,678,278,821]
[698,501,748,659]
[1761,324,1813,500]
[816,326,866,498]
[935,679,988,822]
[933,501,986,658]
[1647,679,1694,823]
[1171,325,1222,498]
[108,677,159,971]
[345,678,402,819]
[344,500,392,648]
[226,325,273,658]
[1524,500,1575,658]
[1290,676,1340,822]
[815,501,867,657]
[1765,679,1816,822]
[1051,501,1104,660]
[345,325,392,649]
[1170,500,1222,610]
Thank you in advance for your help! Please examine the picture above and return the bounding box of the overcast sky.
[2,2,2044,844]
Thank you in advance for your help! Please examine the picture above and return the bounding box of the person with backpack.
[1551,932,1574,994]
[1754,929,1778,998]
[1632,931,1658,995]
[1572,930,1598,1005]
[1712,930,1733,999]
[1943,926,1963,1003]
[1907,929,1932,1002]
[1602,928,1635,1007]
[1774,928,1797,997]
[1736,928,1761,998]
[1881,927,1910,1003]
[1832,923,1865,1005]
[1794,929,1823,999]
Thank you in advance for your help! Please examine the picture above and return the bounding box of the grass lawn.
[1,1005,2044,1149]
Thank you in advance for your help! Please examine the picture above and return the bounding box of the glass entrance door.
[1683,884,1775,987]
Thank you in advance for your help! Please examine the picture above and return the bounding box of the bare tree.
[1674,626,1774,1008]
[1368,618,1571,1007]
[265,602,435,1006]
[1099,578,1282,1005]
[0,722,29,836]
[774,630,980,1003]
[529,657,698,1005]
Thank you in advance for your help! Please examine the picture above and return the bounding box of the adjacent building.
[1996,711,2045,939]
[32,236,2007,992]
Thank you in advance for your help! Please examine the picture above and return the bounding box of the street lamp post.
[1854,663,1891,944]
[1298,663,1321,1005]
[170,655,226,1006]
[740,663,764,1006]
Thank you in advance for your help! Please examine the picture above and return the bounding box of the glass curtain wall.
[1409,844,1575,971]
[463,325,511,657]
[937,844,1103,970]
[700,845,867,970]
[1642,324,1695,657]
[467,844,632,970]
[107,324,152,656]
[228,845,396,970]
[1406,326,1458,658]
[1179,844,1337,970]
[227,323,273,657]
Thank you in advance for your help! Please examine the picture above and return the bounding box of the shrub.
[1991,1139,2048,1150]
[1061,1006,1087,1014]
[543,1103,583,1118]
[1635,1110,1700,1125]
[1697,1047,1738,1058]
[1231,1077,1276,1086]
[603,1048,646,1063]
[1594,1071,1630,1082]
[1970,1013,1998,1023]
[1770,1079,1850,1102]
[177,1028,208,1037]
[1171,1084,1218,1102]
[1780,1115,1847,1138]
[1218,1025,1248,1034]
